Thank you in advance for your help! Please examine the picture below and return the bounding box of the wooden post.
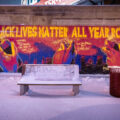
[73,85,79,96]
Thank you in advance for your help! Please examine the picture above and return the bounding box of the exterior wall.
[0,6,120,73]
[0,6,120,26]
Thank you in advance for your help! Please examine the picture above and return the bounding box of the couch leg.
[20,85,29,95]
[73,85,79,96]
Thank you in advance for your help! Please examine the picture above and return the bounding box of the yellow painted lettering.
[72,27,77,38]
[89,27,94,38]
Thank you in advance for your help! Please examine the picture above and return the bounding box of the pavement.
[0,73,120,120]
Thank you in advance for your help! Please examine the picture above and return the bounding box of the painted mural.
[0,26,120,73]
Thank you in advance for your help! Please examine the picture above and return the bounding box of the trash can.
[109,66,120,97]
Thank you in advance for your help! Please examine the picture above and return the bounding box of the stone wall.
[0,6,120,26]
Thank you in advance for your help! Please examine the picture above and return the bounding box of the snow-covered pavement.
[0,73,120,120]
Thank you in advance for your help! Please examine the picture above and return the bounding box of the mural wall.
[0,26,120,73]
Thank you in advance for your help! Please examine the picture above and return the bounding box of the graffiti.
[53,40,75,64]
[0,26,120,73]
[45,0,62,5]
[102,36,120,66]
[0,37,23,72]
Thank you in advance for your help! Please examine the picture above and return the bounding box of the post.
[20,85,29,95]
[25,85,29,92]
[73,85,79,96]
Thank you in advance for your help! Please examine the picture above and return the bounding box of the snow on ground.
[0,73,120,120]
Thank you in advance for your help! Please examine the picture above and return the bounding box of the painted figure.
[102,37,120,66]
[0,38,23,72]
[53,40,75,64]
